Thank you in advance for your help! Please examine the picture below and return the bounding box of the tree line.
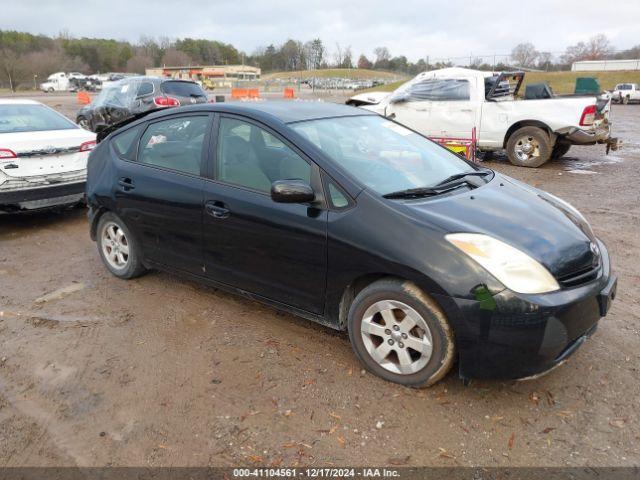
[1,30,638,91]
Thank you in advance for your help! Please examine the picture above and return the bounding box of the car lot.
[0,93,639,467]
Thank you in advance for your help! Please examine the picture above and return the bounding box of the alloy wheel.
[101,222,129,269]
[360,300,433,375]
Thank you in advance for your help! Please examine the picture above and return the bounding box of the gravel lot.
[0,93,639,468]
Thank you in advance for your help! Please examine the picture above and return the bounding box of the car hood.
[400,173,599,280]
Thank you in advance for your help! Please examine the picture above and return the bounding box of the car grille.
[557,264,600,288]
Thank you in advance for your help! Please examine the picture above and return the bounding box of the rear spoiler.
[96,108,164,143]
[486,72,525,100]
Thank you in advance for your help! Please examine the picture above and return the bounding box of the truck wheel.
[48,87,54,93]
[551,141,571,159]
[506,126,551,168]
[347,278,456,388]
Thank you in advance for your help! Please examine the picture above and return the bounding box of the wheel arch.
[503,120,553,148]
[336,273,454,333]
[89,206,109,241]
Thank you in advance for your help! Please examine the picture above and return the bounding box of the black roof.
[216,101,374,123]
[97,101,375,142]
[173,100,375,124]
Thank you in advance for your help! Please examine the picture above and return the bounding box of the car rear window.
[0,104,77,133]
[161,81,207,98]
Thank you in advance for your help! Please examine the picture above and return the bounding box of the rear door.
[112,113,212,274]
[201,115,328,314]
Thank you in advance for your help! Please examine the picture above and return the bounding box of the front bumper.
[443,239,616,380]
[0,181,86,213]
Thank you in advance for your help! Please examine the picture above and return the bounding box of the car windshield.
[0,104,77,133]
[617,84,632,90]
[291,115,476,195]
[161,81,207,98]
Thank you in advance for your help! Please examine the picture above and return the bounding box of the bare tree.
[373,46,391,70]
[562,34,614,63]
[126,52,154,73]
[342,46,353,68]
[0,48,23,92]
[511,43,539,67]
[161,48,192,67]
[537,51,552,70]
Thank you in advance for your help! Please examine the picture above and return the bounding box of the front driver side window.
[138,116,208,175]
[217,117,311,193]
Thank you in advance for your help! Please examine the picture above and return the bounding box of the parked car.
[347,68,617,167]
[0,99,96,213]
[611,83,640,104]
[76,76,209,132]
[86,101,617,387]
[40,72,70,92]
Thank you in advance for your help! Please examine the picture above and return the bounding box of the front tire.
[347,279,455,388]
[506,126,551,168]
[96,212,146,279]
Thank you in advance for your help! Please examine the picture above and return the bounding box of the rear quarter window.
[112,125,142,160]
[161,81,207,98]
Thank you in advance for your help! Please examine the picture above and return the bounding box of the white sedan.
[0,99,96,213]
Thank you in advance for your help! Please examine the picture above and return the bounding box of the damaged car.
[76,76,208,133]
[348,68,618,167]
[86,102,617,387]
[1,99,96,213]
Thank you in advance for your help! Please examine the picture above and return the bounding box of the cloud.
[2,0,638,61]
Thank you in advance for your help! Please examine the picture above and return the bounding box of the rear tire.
[506,126,552,168]
[551,141,571,159]
[96,212,147,279]
[347,278,455,388]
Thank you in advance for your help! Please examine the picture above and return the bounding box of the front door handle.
[118,177,135,191]
[205,202,230,219]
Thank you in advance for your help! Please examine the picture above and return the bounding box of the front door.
[114,113,211,274]
[202,115,327,314]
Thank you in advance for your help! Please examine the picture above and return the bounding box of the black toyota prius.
[86,101,617,387]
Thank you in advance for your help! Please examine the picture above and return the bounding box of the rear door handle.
[118,177,135,191]
[205,202,230,219]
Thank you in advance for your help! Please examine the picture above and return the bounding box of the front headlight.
[446,233,560,294]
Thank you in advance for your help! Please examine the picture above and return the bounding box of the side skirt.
[143,259,342,331]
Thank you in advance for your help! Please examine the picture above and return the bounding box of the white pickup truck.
[348,68,617,167]
[611,83,640,104]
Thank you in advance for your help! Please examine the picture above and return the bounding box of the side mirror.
[271,179,315,204]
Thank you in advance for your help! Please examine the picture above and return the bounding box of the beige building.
[145,65,261,89]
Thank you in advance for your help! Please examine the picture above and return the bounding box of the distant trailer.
[572,59,640,71]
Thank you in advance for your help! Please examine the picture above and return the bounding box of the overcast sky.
[2,0,639,62]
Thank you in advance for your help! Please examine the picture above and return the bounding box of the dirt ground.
[0,94,639,468]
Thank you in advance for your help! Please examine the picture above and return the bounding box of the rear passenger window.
[138,116,208,175]
[137,82,154,97]
[112,125,142,160]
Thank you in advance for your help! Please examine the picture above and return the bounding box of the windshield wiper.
[433,170,492,188]
[383,186,452,199]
